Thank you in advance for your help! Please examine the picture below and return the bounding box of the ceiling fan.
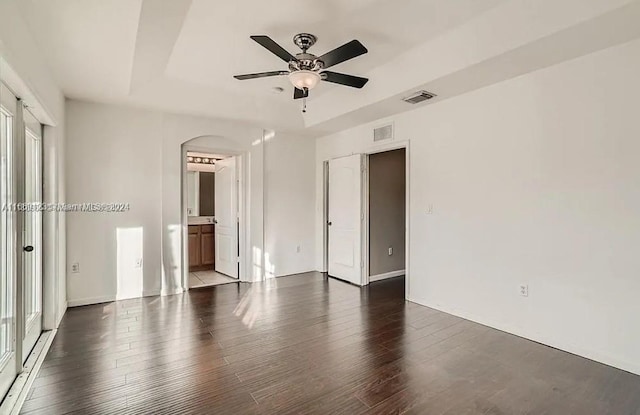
[233,33,369,101]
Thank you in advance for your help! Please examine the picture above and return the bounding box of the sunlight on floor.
[189,270,237,288]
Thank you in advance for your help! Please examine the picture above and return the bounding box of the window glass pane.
[24,129,42,324]
[0,109,15,365]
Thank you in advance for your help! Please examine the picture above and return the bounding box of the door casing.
[180,144,249,291]
[323,141,410,299]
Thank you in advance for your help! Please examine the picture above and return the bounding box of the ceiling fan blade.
[317,40,367,69]
[321,71,368,88]
[250,35,297,62]
[293,88,309,99]
[234,71,288,80]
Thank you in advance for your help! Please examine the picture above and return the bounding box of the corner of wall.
[56,302,67,327]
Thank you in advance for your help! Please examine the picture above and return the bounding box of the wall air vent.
[402,90,437,104]
[373,123,394,142]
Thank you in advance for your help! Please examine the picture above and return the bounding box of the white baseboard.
[161,287,184,296]
[369,269,405,282]
[1,330,56,415]
[68,295,115,307]
[142,290,161,298]
[56,302,67,327]
[68,290,181,307]
[407,296,640,377]
[275,269,317,278]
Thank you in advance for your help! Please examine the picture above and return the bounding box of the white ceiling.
[15,0,504,130]
[14,0,640,134]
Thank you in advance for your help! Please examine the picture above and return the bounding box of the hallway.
[21,274,640,414]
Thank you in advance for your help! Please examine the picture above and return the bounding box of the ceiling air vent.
[373,123,394,142]
[403,90,437,104]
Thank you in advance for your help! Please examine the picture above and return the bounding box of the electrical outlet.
[519,284,529,297]
[135,258,143,268]
[71,262,80,273]
[296,245,301,254]
[388,247,393,256]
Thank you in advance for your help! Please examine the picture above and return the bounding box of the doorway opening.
[185,150,240,289]
[323,144,409,295]
[367,148,406,283]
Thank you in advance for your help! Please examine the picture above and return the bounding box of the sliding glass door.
[22,111,42,362]
[0,82,18,401]
[0,82,43,401]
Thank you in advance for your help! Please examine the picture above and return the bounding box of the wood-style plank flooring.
[21,273,640,414]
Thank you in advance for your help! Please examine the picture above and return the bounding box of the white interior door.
[214,157,238,278]
[328,154,363,285]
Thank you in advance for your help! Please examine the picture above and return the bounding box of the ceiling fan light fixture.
[288,70,320,90]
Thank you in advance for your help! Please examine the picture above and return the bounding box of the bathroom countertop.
[188,216,215,225]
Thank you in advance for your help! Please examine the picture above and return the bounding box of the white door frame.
[322,161,329,273]
[21,116,43,363]
[180,144,249,291]
[322,141,410,298]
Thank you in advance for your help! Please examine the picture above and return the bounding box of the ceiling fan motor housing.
[289,53,323,72]
[293,33,317,51]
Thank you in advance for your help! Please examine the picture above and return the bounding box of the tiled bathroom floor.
[189,270,238,288]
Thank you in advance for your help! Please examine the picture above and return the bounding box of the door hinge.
[361,213,364,220]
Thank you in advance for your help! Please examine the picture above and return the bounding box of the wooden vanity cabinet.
[188,224,215,271]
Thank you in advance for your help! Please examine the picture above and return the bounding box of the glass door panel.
[21,110,42,361]
[0,82,17,402]
[0,81,44,401]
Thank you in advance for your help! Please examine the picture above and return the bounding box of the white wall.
[65,102,163,304]
[264,132,316,277]
[66,100,317,305]
[315,39,640,375]
[0,0,67,328]
[186,171,199,216]
[65,101,259,304]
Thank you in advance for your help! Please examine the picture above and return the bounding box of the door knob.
[327,221,332,226]
[23,245,34,252]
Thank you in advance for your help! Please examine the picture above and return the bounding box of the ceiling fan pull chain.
[302,97,307,113]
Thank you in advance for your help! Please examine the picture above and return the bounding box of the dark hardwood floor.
[21,273,640,414]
